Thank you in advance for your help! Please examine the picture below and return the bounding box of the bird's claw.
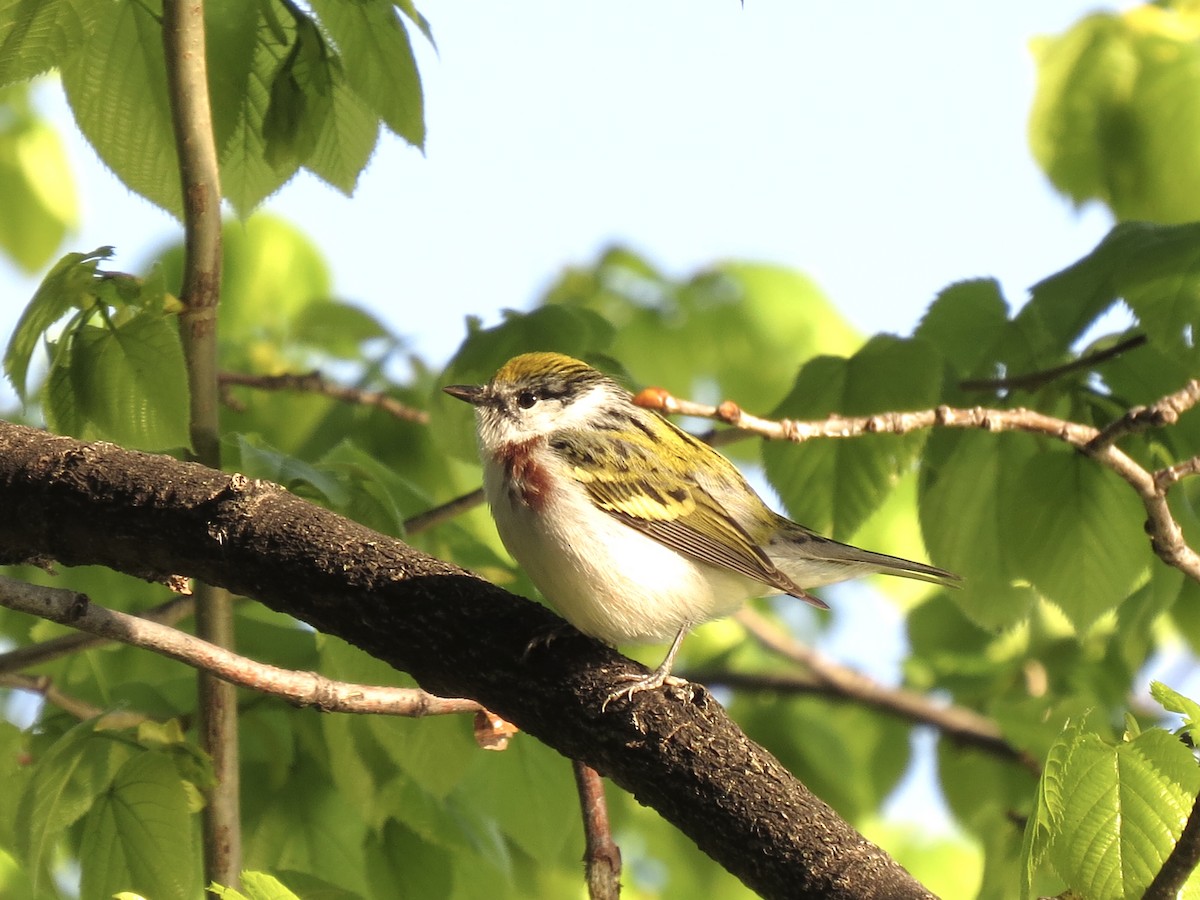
[601,672,692,711]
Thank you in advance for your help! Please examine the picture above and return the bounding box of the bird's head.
[443,352,622,450]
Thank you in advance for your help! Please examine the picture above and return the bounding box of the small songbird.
[444,352,959,703]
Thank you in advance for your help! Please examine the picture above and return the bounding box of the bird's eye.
[517,390,538,409]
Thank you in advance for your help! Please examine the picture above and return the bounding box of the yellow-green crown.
[492,352,611,390]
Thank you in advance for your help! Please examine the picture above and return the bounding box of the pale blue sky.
[1,0,1134,841]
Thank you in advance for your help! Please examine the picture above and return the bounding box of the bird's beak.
[442,383,487,406]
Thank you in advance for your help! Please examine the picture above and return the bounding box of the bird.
[444,351,959,704]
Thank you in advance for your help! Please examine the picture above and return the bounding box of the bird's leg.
[602,624,691,709]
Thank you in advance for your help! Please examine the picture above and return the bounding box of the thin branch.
[730,609,1040,774]
[0,594,195,675]
[959,333,1147,393]
[1087,379,1200,451]
[0,671,148,726]
[219,371,430,424]
[1143,787,1200,899]
[0,576,483,718]
[573,760,622,900]
[403,488,486,535]
[162,0,238,883]
[1156,456,1200,492]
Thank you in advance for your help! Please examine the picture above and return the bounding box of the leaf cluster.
[0,0,429,217]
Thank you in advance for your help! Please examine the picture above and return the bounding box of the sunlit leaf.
[3,244,110,400]
[764,335,942,540]
[1000,448,1150,630]
[1030,7,1200,223]
[78,752,196,900]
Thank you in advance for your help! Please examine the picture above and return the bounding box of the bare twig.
[162,0,239,883]
[0,576,483,718]
[0,594,195,675]
[0,671,149,726]
[1087,379,1200,451]
[729,609,1040,774]
[1143,788,1200,900]
[403,488,486,535]
[959,334,1147,393]
[573,759,622,900]
[219,371,430,424]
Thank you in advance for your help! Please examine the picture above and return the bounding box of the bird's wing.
[550,427,828,608]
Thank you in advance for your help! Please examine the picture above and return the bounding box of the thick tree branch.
[0,421,931,900]
[0,576,482,718]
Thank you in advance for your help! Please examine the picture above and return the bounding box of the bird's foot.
[601,671,692,711]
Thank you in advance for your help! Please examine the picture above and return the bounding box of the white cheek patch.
[553,384,611,429]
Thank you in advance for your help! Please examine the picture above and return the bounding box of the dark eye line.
[516,383,572,409]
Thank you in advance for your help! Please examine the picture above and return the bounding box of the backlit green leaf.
[78,752,196,900]
[0,0,104,85]
[308,0,424,148]
[919,430,1038,628]
[3,245,110,401]
[1034,728,1200,899]
[764,335,942,540]
[1000,448,1150,630]
[0,87,78,271]
[1030,7,1200,223]
[45,311,190,450]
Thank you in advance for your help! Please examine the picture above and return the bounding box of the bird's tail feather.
[767,520,960,591]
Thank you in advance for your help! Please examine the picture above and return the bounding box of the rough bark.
[0,421,931,900]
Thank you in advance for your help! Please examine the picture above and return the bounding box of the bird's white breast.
[482,444,759,645]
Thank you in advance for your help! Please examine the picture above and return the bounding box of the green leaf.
[227,433,350,507]
[763,335,942,540]
[1025,221,1200,352]
[1030,8,1200,223]
[78,751,197,900]
[303,70,378,194]
[0,0,105,85]
[3,245,110,401]
[454,737,578,865]
[1000,449,1150,630]
[914,279,1011,380]
[210,871,302,900]
[16,720,132,884]
[262,16,333,169]
[919,430,1039,628]
[60,0,261,216]
[1151,681,1200,746]
[1031,727,1200,899]
[60,1,179,214]
[243,756,371,899]
[45,311,191,450]
[0,87,78,272]
[1023,719,1081,898]
[308,0,424,148]
[291,300,392,359]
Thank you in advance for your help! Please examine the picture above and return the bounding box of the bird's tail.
[766,517,960,591]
